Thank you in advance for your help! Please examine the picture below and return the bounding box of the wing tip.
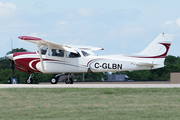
[18,36,41,40]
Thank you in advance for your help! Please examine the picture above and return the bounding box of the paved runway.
[0,84,180,88]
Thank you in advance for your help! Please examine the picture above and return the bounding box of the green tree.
[124,55,180,81]
[6,48,27,55]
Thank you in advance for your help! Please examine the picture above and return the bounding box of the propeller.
[12,60,15,74]
[6,38,15,77]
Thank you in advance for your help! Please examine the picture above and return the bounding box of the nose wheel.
[26,74,34,84]
[50,77,58,84]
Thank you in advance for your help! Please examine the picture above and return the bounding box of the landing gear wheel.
[26,78,33,84]
[50,77,58,84]
[26,73,34,84]
[65,78,73,84]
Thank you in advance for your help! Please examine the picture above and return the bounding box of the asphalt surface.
[0,84,180,88]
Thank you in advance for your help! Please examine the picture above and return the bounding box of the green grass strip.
[0,88,180,120]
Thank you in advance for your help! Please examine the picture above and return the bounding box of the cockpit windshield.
[81,50,90,57]
[37,46,48,55]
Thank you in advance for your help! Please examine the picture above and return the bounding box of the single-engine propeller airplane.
[6,33,174,84]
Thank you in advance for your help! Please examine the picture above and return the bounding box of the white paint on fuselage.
[13,51,162,74]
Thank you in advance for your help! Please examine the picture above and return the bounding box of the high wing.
[70,45,104,51]
[18,36,77,53]
[18,36,104,53]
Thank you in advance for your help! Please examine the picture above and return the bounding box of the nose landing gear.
[26,73,34,84]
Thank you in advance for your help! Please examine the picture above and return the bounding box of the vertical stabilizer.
[137,33,174,57]
[130,33,174,69]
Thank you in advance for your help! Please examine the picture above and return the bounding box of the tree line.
[0,48,179,84]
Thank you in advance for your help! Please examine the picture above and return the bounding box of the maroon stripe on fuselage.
[15,65,33,74]
[14,58,40,72]
[14,51,65,73]
[13,52,37,57]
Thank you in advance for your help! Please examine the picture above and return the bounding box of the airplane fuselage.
[13,51,159,74]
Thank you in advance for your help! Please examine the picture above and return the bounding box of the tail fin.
[138,33,174,57]
[134,33,174,69]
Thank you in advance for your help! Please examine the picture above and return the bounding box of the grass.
[0,88,180,120]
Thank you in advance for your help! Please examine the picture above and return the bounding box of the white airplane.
[6,33,174,84]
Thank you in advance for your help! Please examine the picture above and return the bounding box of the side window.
[67,51,81,58]
[57,50,64,57]
[49,49,64,57]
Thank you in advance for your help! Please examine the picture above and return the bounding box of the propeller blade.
[12,60,15,75]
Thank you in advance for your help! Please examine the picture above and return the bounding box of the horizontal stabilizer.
[136,62,157,66]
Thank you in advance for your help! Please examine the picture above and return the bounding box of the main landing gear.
[26,74,34,84]
[50,74,62,84]
[50,74,74,84]
[65,74,74,84]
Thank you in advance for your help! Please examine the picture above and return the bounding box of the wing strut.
[37,41,45,72]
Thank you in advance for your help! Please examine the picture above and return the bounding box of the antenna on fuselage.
[64,37,72,45]
[70,39,78,45]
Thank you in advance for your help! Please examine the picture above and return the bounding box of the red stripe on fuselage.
[15,65,33,74]
[14,58,41,73]
[13,52,37,57]
[13,52,65,73]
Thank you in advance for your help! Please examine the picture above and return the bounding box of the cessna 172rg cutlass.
[6,33,174,84]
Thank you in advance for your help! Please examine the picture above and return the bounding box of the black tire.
[65,78,73,84]
[71,78,74,84]
[50,77,58,84]
[26,78,33,84]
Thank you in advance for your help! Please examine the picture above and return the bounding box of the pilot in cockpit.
[57,50,64,57]
[51,49,64,57]
[51,49,57,56]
